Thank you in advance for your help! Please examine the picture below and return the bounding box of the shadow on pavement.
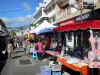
[15,51,24,53]
[0,53,7,74]
[12,55,23,59]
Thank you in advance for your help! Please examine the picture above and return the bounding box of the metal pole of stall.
[54,31,56,42]
[80,8,83,49]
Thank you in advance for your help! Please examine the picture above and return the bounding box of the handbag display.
[2,47,7,54]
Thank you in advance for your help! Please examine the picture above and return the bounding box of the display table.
[45,51,60,57]
[57,58,89,75]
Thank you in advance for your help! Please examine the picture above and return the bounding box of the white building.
[32,2,47,27]
[43,0,56,24]
[31,0,57,29]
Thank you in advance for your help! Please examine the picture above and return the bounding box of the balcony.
[55,0,100,23]
[44,0,53,7]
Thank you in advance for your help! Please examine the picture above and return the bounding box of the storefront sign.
[75,13,91,22]
[42,17,49,20]
[83,1,95,9]
[60,19,75,26]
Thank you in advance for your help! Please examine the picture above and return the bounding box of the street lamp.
[69,0,96,22]
[69,0,83,22]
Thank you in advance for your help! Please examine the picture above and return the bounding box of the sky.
[0,0,43,29]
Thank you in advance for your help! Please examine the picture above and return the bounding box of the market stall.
[53,20,100,75]
[57,58,89,75]
[29,20,56,34]
[54,20,100,58]
[45,51,60,57]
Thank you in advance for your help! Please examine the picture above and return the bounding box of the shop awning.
[54,20,100,32]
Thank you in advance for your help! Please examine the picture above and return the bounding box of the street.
[0,47,72,75]
[0,48,50,75]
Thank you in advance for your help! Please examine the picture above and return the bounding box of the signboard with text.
[60,19,75,26]
[83,1,95,9]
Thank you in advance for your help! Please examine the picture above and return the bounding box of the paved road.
[0,48,70,75]
[0,48,50,75]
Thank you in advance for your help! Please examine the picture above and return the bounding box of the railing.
[56,0,82,20]
[56,0,100,22]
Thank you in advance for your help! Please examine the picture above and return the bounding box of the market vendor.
[50,40,57,51]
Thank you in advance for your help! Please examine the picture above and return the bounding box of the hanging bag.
[35,45,38,50]
[2,46,7,54]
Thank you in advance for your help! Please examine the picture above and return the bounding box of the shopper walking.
[22,38,27,55]
[7,41,13,60]
[36,39,43,60]
[26,40,31,57]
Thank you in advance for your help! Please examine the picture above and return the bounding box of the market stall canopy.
[30,20,56,34]
[38,28,54,34]
[54,20,100,32]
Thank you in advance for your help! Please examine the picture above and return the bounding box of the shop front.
[54,20,100,75]
[55,8,100,58]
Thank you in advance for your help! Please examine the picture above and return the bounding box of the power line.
[0,8,26,13]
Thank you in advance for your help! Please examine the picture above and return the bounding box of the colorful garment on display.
[88,30,100,68]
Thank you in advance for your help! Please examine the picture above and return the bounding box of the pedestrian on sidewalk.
[22,38,27,55]
[7,41,13,60]
[26,39,31,57]
[36,39,43,60]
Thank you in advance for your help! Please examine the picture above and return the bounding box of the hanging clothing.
[88,30,100,68]
[36,42,43,53]
[89,30,100,50]
[7,43,13,53]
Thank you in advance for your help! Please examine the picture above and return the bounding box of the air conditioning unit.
[56,0,69,9]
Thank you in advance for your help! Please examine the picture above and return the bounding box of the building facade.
[0,19,9,36]
[43,0,56,24]
[31,0,57,29]
[55,0,100,26]
[32,2,47,27]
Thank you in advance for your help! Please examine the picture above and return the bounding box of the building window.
[52,3,55,10]
[48,7,51,12]
[51,15,56,22]
[45,7,51,14]
[34,11,42,20]
[44,2,46,4]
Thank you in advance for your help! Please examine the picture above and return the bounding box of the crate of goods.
[52,71,61,75]
[40,65,51,75]
[50,64,61,71]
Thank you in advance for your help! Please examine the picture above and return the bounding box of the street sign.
[42,17,49,20]
[83,2,95,9]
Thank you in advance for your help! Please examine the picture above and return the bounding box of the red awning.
[54,20,100,32]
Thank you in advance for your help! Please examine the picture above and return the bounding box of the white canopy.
[30,20,56,34]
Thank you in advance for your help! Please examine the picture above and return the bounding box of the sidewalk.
[0,48,70,75]
[0,48,49,75]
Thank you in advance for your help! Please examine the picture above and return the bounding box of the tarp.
[30,20,56,34]
[54,20,100,32]
[38,28,54,34]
